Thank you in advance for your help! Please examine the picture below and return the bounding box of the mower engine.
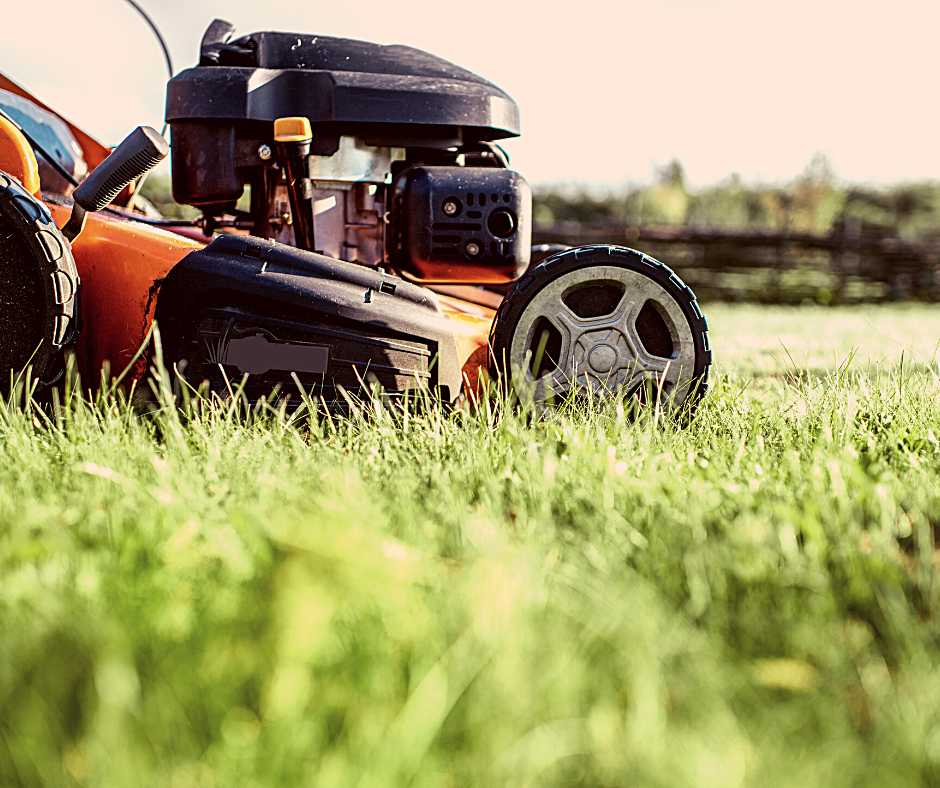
[166,22,530,285]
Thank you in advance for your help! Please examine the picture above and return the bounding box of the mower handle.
[73,126,168,212]
[63,126,168,241]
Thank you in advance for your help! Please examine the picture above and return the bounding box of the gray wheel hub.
[508,265,698,408]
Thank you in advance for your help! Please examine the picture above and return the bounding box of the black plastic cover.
[154,234,462,405]
[392,166,531,284]
[166,30,520,143]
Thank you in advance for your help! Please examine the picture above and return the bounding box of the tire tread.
[490,244,711,417]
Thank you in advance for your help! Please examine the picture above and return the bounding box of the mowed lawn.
[3,304,940,788]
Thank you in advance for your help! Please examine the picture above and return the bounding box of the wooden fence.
[532,222,940,303]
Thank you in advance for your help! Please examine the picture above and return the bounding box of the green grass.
[4,305,940,787]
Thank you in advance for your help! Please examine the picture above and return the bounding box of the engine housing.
[165,22,530,285]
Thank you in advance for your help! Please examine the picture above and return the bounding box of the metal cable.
[121,0,174,211]
[122,0,174,80]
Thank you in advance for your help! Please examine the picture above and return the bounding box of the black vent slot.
[529,317,562,379]
[562,283,625,319]
[635,301,674,358]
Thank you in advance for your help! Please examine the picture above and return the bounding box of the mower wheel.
[488,245,711,416]
[0,173,80,393]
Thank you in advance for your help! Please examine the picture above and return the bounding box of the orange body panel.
[0,117,40,196]
[437,296,495,395]
[47,204,203,385]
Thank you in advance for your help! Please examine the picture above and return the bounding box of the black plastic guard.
[154,235,462,406]
[166,33,520,140]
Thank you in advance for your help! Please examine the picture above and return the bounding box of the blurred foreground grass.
[4,305,940,787]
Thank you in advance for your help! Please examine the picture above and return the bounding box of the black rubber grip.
[72,126,169,212]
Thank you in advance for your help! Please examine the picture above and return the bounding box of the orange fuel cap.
[273,117,312,143]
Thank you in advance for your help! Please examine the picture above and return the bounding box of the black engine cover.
[167,30,519,140]
[166,27,520,206]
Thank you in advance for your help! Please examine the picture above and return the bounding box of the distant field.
[2,305,940,788]
[709,303,940,380]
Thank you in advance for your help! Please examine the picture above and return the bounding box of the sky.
[1,0,939,188]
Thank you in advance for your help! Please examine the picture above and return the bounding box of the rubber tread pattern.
[0,173,80,389]
[489,244,711,414]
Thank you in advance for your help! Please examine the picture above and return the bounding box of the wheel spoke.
[555,296,679,395]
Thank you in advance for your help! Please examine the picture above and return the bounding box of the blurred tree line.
[532,156,940,302]
[533,154,940,241]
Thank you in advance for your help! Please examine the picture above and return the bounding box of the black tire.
[489,245,711,416]
[0,172,80,393]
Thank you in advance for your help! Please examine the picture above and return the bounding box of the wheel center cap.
[588,344,617,374]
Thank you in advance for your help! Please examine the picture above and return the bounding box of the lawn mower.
[0,19,711,412]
